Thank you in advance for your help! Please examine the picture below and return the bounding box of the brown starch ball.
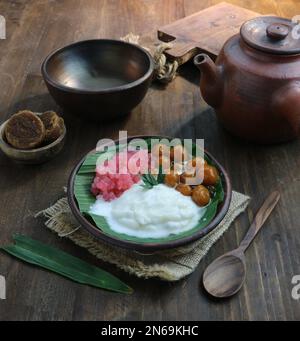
[176,183,192,196]
[170,144,187,161]
[203,165,219,186]
[164,172,179,187]
[180,169,195,184]
[5,110,45,149]
[187,156,207,169]
[192,185,210,206]
[40,111,64,144]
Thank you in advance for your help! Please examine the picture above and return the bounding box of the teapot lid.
[241,16,300,55]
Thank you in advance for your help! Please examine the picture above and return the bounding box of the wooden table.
[0,0,300,321]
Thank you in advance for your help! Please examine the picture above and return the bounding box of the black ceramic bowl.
[67,136,232,253]
[42,39,154,121]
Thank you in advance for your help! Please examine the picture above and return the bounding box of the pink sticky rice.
[91,150,150,201]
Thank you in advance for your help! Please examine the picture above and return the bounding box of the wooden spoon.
[203,191,280,298]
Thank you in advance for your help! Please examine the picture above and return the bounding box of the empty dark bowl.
[41,39,154,121]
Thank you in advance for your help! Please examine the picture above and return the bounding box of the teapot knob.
[266,23,289,40]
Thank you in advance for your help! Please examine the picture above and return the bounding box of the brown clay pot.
[194,16,300,144]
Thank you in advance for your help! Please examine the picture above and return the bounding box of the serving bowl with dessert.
[68,136,231,252]
[0,110,66,164]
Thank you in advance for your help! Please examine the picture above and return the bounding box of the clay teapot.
[194,16,300,144]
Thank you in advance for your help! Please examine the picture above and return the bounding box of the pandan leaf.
[1,234,132,294]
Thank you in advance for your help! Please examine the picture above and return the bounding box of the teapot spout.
[194,54,223,108]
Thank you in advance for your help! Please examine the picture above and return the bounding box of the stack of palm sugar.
[4,110,64,150]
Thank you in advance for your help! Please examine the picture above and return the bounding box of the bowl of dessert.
[67,136,232,252]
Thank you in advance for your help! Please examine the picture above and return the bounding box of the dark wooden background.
[0,0,300,321]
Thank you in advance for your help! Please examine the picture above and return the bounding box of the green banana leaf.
[73,138,225,244]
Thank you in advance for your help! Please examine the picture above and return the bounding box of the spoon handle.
[239,191,280,253]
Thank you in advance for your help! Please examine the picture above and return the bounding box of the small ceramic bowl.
[0,115,66,164]
[67,135,232,253]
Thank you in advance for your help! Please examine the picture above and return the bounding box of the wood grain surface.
[0,0,300,321]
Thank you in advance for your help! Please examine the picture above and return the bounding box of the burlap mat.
[35,191,249,281]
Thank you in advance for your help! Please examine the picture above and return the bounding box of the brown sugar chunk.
[40,111,64,144]
[5,110,45,149]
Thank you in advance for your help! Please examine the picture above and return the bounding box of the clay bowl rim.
[0,116,66,155]
[67,135,232,253]
[41,39,154,95]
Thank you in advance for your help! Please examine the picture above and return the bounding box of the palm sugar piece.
[5,110,45,149]
[40,111,64,144]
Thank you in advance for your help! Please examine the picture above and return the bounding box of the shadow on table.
[173,106,296,155]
